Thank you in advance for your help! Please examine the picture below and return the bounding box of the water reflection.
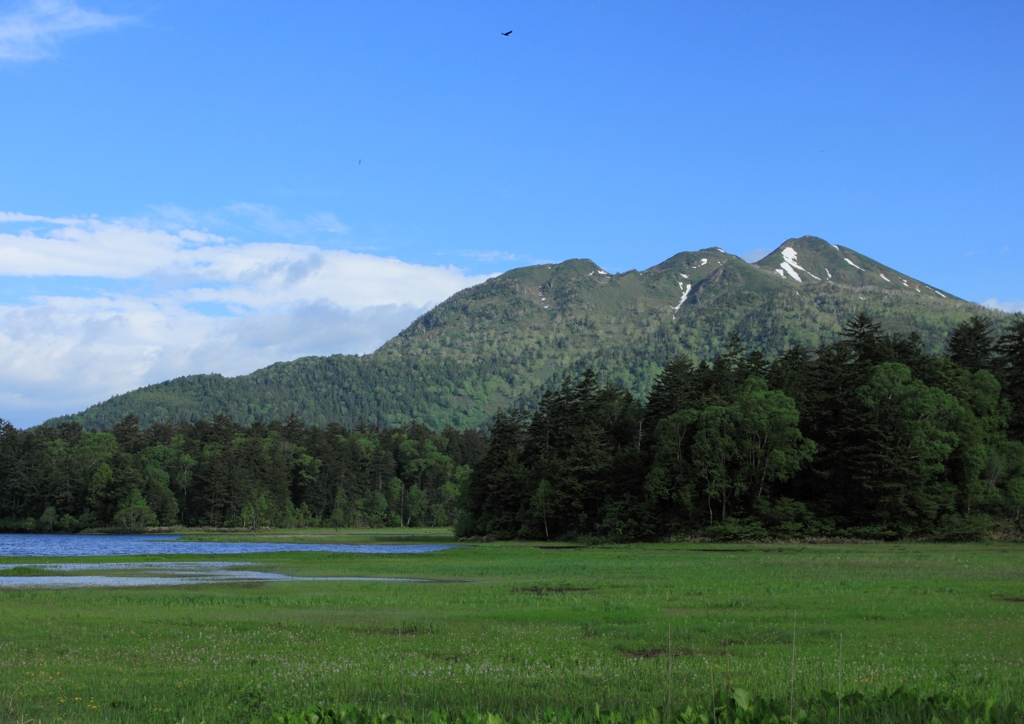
[0,561,432,589]
[0,533,454,558]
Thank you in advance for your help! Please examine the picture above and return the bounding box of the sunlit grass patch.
[0,541,1022,723]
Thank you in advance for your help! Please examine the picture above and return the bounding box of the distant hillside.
[50,236,1001,431]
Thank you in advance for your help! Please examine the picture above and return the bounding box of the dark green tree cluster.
[0,414,485,532]
[458,314,1024,541]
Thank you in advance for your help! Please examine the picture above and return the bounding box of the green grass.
[173,527,457,545]
[1,534,1023,723]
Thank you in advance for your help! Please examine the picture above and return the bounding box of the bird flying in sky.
[501,30,512,36]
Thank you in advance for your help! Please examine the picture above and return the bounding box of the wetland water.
[0,561,432,588]
[0,534,455,589]
[0,533,454,557]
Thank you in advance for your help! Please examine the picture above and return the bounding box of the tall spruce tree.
[948,316,997,372]
[995,315,1024,440]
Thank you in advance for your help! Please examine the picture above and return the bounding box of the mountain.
[754,240,952,296]
[50,236,998,431]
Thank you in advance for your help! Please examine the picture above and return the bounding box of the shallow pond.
[0,533,454,558]
[0,560,433,589]
[0,534,458,588]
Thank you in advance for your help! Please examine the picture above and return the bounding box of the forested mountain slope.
[51,236,998,431]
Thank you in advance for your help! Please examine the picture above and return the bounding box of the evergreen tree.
[948,316,996,372]
[457,410,530,538]
[995,315,1024,440]
[852,363,964,535]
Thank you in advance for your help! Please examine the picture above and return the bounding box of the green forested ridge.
[458,313,1024,541]
[49,236,999,431]
[4,312,1024,539]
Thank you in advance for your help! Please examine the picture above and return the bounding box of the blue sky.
[1,0,1022,426]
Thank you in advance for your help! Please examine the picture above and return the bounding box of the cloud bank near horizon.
[0,213,492,427]
[984,299,1024,314]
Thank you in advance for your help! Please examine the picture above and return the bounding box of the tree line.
[2,313,1023,540]
[0,415,486,532]
[457,314,1024,541]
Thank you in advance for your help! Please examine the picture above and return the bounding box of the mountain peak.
[500,257,606,282]
[644,247,738,273]
[754,236,957,300]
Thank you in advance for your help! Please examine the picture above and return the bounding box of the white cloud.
[741,248,770,263]
[0,0,129,62]
[0,214,482,308]
[457,249,553,265]
[0,296,435,425]
[984,299,1024,314]
[224,203,350,237]
[460,250,522,262]
[0,212,493,426]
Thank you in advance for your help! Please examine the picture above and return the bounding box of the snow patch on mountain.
[778,247,805,282]
[844,258,864,271]
[673,282,692,311]
[879,273,891,282]
[776,247,819,280]
[780,262,802,282]
[778,246,825,281]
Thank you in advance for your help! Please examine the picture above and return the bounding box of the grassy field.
[1,532,1023,723]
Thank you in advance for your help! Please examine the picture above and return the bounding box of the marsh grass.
[264,689,1024,724]
[1,538,1022,723]
[0,566,52,577]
